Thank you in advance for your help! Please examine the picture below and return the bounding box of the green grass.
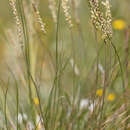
[0,0,129,129]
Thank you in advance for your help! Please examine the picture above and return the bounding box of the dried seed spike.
[32,3,46,34]
[8,0,23,48]
[62,0,73,28]
[102,0,112,39]
[88,0,112,40]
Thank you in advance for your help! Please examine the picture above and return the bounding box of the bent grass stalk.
[4,80,9,130]
[51,0,61,128]
[29,74,45,128]
[45,0,61,128]
[16,0,47,128]
[16,0,37,127]
[7,66,19,130]
[110,40,125,91]
[100,40,107,126]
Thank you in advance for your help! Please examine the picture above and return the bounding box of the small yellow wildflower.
[96,89,103,97]
[112,19,126,30]
[107,93,115,101]
[34,97,39,106]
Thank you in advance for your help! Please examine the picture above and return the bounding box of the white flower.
[36,115,44,130]
[88,103,95,112]
[80,99,96,112]
[18,113,23,124]
[23,113,28,121]
[80,99,89,109]
[70,58,80,75]
[27,121,34,130]
[36,115,41,124]
[98,64,104,73]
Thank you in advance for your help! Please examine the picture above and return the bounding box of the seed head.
[8,0,23,48]
[32,3,46,34]
[88,0,112,40]
[62,0,73,28]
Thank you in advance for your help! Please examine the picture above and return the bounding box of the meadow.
[0,0,130,129]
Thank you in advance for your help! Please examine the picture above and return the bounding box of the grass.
[0,0,129,129]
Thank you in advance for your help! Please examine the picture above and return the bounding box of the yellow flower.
[107,93,115,101]
[112,19,126,30]
[96,89,103,97]
[34,97,39,106]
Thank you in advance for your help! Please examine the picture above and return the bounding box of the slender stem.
[55,0,61,75]
[124,27,129,129]
[100,40,107,125]
[5,84,9,130]
[15,81,19,130]
[16,0,36,126]
[93,27,99,98]
[53,0,61,127]
[124,28,129,90]
[110,41,125,91]
[71,30,76,105]
[45,0,61,128]
[7,67,19,130]
[91,27,99,120]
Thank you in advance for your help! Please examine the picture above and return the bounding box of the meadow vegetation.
[0,0,129,129]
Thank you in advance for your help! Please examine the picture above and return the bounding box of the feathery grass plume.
[88,0,112,40]
[32,3,46,35]
[48,0,57,23]
[62,0,73,28]
[8,0,23,48]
